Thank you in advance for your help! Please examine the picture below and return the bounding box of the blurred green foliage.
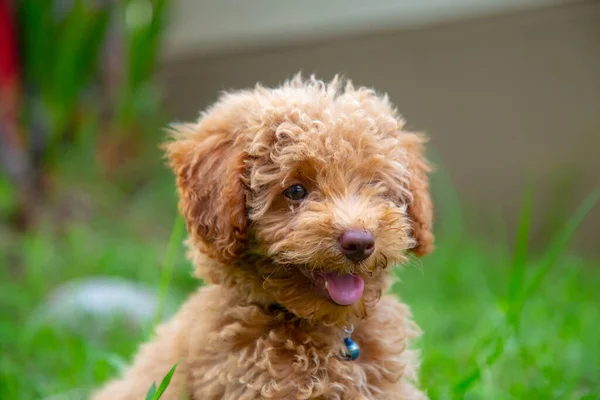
[19,0,110,145]
[1,0,170,229]
[17,0,167,140]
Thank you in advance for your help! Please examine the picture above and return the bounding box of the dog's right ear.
[163,120,247,263]
[400,132,435,257]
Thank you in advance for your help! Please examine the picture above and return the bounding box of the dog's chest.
[189,320,410,399]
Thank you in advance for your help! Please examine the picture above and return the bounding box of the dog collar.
[266,303,360,361]
[342,324,360,361]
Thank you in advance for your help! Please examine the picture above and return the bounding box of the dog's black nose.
[338,230,375,262]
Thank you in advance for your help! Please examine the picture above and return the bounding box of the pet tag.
[342,324,360,361]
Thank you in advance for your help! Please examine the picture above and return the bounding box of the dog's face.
[165,77,433,326]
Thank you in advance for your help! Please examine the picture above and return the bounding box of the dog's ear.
[400,132,434,256]
[163,121,247,263]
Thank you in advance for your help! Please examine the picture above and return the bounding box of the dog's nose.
[338,230,375,262]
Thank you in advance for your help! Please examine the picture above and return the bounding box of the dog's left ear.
[400,132,435,256]
[163,120,247,263]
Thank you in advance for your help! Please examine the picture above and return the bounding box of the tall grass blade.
[145,382,157,400]
[153,362,179,400]
[143,362,178,400]
[153,215,185,326]
[506,185,533,331]
[520,186,600,305]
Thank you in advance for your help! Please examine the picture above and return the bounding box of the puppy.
[93,75,434,400]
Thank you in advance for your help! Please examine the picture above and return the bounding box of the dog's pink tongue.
[322,273,365,306]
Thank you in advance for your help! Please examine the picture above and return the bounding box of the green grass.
[145,362,179,400]
[0,165,598,399]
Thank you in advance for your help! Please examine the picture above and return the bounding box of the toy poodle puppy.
[93,75,434,400]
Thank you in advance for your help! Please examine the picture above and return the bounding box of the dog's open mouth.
[311,272,365,306]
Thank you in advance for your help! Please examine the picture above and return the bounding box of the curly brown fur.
[93,75,434,400]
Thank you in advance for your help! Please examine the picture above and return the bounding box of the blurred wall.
[158,1,600,254]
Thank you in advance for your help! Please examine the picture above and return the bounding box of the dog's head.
[165,76,433,326]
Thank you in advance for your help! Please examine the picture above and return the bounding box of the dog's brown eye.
[284,184,307,201]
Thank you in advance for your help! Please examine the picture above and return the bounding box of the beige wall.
[158,1,600,254]
[162,0,562,59]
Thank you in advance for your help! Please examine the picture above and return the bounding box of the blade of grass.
[506,184,533,331]
[145,382,157,400]
[143,362,179,400]
[152,215,185,326]
[153,362,179,400]
[519,186,600,307]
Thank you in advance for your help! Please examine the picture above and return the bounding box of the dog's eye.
[283,184,307,201]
